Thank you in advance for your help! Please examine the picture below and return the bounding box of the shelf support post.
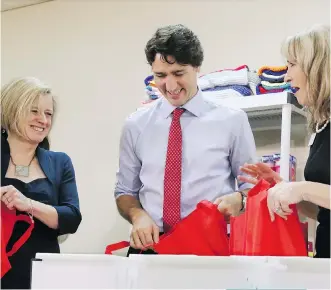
[280,104,292,181]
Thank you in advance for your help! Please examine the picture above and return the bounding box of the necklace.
[316,119,330,133]
[10,154,35,177]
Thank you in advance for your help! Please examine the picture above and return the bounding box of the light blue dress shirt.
[114,90,257,231]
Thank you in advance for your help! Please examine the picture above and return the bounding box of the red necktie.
[163,108,185,232]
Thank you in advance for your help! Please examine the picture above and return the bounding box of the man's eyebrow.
[154,69,186,75]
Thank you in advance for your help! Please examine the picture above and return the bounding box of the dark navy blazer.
[1,136,82,234]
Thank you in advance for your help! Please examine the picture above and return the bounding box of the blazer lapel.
[36,148,56,185]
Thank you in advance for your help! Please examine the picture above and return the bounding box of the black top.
[1,136,82,289]
[304,123,330,258]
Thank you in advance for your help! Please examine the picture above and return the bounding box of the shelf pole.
[280,104,292,181]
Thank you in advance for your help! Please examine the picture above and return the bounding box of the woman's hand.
[238,162,283,185]
[1,185,61,230]
[267,181,305,221]
[1,185,30,212]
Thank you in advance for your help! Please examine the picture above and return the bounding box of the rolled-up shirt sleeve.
[230,110,257,191]
[53,154,82,234]
[114,118,142,199]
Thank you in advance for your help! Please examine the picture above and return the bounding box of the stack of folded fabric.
[198,65,253,100]
[143,75,162,104]
[256,65,291,94]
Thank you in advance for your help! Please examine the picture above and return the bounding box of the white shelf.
[204,91,298,110]
[203,91,307,130]
[202,91,308,181]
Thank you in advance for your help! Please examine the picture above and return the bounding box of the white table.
[31,253,330,289]
[129,254,330,289]
[31,253,134,289]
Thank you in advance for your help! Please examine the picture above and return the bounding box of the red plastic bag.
[230,180,307,256]
[1,202,34,278]
[153,200,229,256]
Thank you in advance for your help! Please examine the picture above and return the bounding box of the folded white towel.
[262,72,286,79]
[198,67,248,90]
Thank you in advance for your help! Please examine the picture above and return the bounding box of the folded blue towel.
[261,69,287,76]
[259,75,284,83]
[144,75,154,86]
[202,85,252,96]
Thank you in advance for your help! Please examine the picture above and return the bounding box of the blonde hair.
[281,24,330,131]
[1,77,56,139]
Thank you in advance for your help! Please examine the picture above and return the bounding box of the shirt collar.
[159,88,209,119]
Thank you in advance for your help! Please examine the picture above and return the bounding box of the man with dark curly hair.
[114,24,256,256]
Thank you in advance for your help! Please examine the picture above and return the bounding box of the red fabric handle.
[247,179,271,198]
[197,200,217,210]
[105,241,130,254]
[7,215,34,257]
[197,200,220,215]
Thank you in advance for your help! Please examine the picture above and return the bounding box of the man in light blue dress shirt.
[114,24,257,255]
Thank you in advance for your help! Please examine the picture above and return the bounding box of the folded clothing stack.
[256,66,291,94]
[198,65,253,99]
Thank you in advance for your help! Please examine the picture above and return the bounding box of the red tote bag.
[1,202,34,278]
[104,201,229,256]
[230,180,307,256]
[153,200,229,256]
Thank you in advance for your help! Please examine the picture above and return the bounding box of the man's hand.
[130,208,160,250]
[214,192,243,220]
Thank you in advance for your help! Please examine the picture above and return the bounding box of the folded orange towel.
[257,65,287,76]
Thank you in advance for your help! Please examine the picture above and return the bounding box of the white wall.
[2,0,329,253]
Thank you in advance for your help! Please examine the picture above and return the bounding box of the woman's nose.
[284,73,291,83]
[37,114,47,124]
